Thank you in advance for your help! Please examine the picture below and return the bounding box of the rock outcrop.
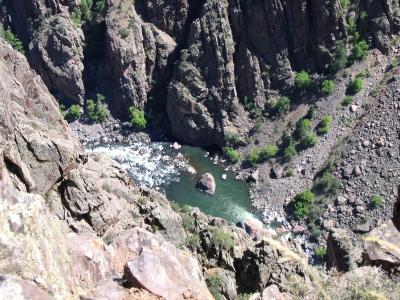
[104,0,177,112]
[4,0,85,104]
[363,219,400,271]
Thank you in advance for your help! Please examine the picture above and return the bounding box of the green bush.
[272,96,290,117]
[211,228,234,251]
[68,104,82,120]
[390,58,399,69]
[128,106,147,129]
[86,94,109,122]
[371,194,382,208]
[285,168,294,177]
[321,80,335,96]
[315,247,327,261]
[295,70,312,91]
[330,40,348,73]
[315,172,341,195]
[283,143,297,162]
[300,132,318,149]
[296,118,312,140]
[349,78,363,94]
[170,201,181,212]
[342,96,353,106]
[2,29,24,54]
[293,190,315,220]
[340,0,349,8]
[317,115,332,135]
[223,147,240,163]
[306,104,316,119]
[351,40,369,62]
[246,149,261,166]
[260,144,278,162]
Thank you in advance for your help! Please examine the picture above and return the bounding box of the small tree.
[348,78,363,94]
[283,139,297,161]
[272,96,290,117]
[296,118,312,140]
[351,40,369,62]
[293,190,315,220]
[321,80,335,96]
[295,71,312,91]
[317,115,332,135]
[260,144,278,162]
[246,149,261,166]
[342,96,353,106]
[86,94,110,122]
[330,40,348,73]
[128,106,147,129]
[300,132,318,149]
[68,104,82,120]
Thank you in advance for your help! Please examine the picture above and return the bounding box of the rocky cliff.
[2,0,399,145]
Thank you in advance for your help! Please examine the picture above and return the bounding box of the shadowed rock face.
[4,0,86,104]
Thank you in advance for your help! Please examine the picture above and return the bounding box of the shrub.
[68,104,82,120]
[170,201,181,212]
[225,132,245,147]
[272,96,290,117]
[246,149,261,166]
[119,28,130,39]
[285,168,294,177]
[340,0,349,8]
[211,228,234,251]
[295,70,312,91]
[306,104,316,119]
[207,274,222,300]
[348,78,363,94]
[371,194,382,208]
[128,106,147,129]
[86,94,109,122]
[223,147,240,163]
[296,119,312,140]
[186,233,200,250]
[342,96,353,106]
[315,247,327,261]
[181,214,195,232]
[317,115,332,135]
[293,190,315,220]
[390,58,399,69]
[321,80,335,96]
[2,29,24,54]
[300,132,318,149]
[260,144,278,162]
[59,104,68,119]
[315,172,342,195]
[351,40,369,62]
[283,141,297,162]
[330,40,348,73]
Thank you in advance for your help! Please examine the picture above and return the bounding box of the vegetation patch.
[271,96,290,117]
[86,94,109,122]
[293,190,315,220]
[211,228,234,251]
[223,147,240,163]
[321,80,335,96]
[348,78,363,94]
[128,106,147,129]
[295,70,312,91]
[1,29,24,54]
[317,115,332,135]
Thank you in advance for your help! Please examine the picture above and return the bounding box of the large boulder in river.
[197,173,216,195]
[363,219,400,271]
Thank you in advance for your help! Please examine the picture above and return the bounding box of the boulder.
[121,228,213,300]
[244,218,263,236]
[197,173,216,195]
[326,228,362,272]
[364,220,400,271]
[262,285,293,300]
[248,169,260,183]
